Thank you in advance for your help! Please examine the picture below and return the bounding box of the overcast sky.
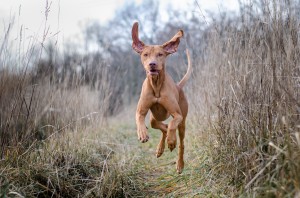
[0,0,239,48]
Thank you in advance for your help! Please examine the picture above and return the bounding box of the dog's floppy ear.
[162,30,184,54]
[132,22,145,54]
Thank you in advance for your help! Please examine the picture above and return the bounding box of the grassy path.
[108,115,230,197]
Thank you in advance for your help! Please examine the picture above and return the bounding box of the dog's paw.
[176,159,184,174]
[139,135,149,143]
[137,129,149,143]
[167,133,176,151]
[156,144,165,158]
[168,142,176,151]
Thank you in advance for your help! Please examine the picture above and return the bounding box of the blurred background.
[1,0,300,197]
[0,0,240,127]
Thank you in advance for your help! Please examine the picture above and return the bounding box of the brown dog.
[131,22,191,174]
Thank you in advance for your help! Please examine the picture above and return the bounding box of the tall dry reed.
[191,1,300,196]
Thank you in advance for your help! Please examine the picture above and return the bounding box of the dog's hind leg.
[150,113,168,158]
[177,118,185,174]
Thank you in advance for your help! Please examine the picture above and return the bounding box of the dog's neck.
[147,69,165,98]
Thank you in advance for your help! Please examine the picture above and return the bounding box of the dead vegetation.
[191,1,300,196]
[1,0,300,197]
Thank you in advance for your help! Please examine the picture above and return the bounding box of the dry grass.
[0,69,108,156]
[189,1,300,196]
[1,0,300,197]
[1,122,137,197]
[0,113,215,197]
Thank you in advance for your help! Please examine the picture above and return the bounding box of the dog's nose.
[149,61,157,67]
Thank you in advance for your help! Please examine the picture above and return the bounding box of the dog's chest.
[150,103,169,121]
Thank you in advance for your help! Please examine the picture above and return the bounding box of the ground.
[104,109,231,197]
[1,107,234,197]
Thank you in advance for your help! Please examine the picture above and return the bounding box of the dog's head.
[132,22,183,76]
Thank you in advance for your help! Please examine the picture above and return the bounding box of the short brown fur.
[132,22,192,174]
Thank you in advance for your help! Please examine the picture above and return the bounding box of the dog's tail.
[178,49,192,89]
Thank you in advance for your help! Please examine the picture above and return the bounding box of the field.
[1,0,300,197]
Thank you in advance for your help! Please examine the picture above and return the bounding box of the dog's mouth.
[148,69,159,75]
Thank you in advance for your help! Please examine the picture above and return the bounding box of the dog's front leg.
[136,112,149,143]
[158,97,183,151]
[167,111,183,151]
[136,97,153,143]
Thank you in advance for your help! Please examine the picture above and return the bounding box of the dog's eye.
[158,53,163,57]
[143,53,148,57]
